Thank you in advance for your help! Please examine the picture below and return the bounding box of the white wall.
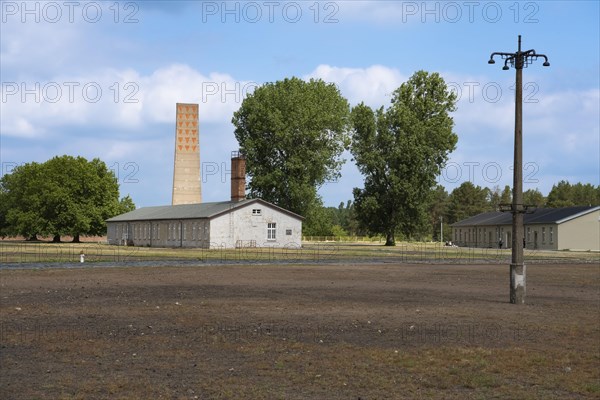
[210,202,302,248]
[107,201,303,249]
[451,211,600,251]
[558,210,600,251]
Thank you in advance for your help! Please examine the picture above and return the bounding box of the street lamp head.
[543,61,550,67]
[502,65,510,70]
[488,58,496,64]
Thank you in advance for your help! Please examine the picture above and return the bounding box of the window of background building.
[542,227,546,244]
[267,223,276,240]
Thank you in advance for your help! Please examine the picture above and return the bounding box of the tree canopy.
[350,71,458,245]
[523,188,545,207]
[546,181,599,207]
[232,77,350,232]
[487,185,512,210]
[446,182,490,225]
[0,155,135,241]
[428,185,449,241]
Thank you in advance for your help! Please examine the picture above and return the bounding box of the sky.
[1,0,599,209]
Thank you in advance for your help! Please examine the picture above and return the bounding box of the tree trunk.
[27,235,39,241]
[52,235,61,243]
[385,232,395,246]
[72,234,81,243]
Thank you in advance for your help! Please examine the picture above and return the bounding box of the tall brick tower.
[172,103,201,205]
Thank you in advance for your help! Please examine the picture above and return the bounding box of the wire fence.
[0,241,596,267]
[0,242,144,264]
[0,242,341,265]
[302,236,385,243]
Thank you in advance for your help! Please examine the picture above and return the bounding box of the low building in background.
[451,206,600,251]
[106,198,303,249]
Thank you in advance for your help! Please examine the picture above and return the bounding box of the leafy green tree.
[329,200,361,236]
[523,188,546,207]
[342,200,362,236]
[500,185,512,207]
[0,189,7,238]
[428,185,449,241]
[1,162,48,240]
[571,182,600,206]
[546,180,574,207]
[546,181,599,207]
[302,200,335,236]
[0,156,135,241]
[118,195,136,214]
[330,224,348,237]
[487,185,512,211]
[350,71,458,245]
[487,186,500,210]
[447,182,489,224]
[232,77,350,227]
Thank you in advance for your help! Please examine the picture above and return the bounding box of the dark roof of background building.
[106,198,304,223]
[451,206,599,227]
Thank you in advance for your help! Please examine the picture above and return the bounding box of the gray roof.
[106,199,304,222]
[451,206,599,227]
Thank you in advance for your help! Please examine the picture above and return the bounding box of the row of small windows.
[166,222,209,241]
[453,226,554,245]
[527,226,553,244]
[453,228,501,244]
[117,221,289,241]
[118,222,209,241]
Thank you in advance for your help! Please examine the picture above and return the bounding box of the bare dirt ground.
[1,262,598,399]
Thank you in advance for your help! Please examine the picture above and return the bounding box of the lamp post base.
[510,263,526,304]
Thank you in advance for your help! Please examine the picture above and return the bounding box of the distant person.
[499,239,503,249]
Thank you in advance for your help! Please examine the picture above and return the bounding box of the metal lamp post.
[488,35,550,304]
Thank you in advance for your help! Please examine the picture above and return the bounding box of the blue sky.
[1,1,599,208]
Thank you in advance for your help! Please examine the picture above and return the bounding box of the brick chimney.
[231,151,246,202]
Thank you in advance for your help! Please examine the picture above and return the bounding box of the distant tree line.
[0,155,135,242]
[306,181,599,241]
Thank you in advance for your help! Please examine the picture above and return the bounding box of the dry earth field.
[0,261,598,399]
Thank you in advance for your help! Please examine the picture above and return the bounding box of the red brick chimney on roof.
[231,151,246,202]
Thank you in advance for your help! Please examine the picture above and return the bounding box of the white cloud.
[0,64,257,139]
[304,64,407,108]
[0,115,40,138]
[0,17,81,76]
[139,64,256,125]
[3,63,408,142]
